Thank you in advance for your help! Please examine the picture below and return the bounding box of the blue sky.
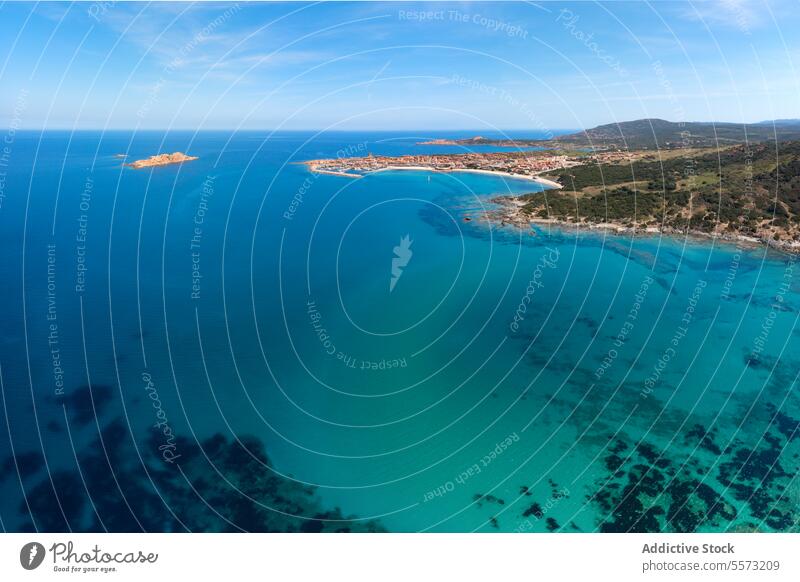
[1,1,799,130]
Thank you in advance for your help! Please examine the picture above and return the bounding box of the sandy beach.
[359,165,564,188]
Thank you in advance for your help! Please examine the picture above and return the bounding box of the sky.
[1,0,800,131]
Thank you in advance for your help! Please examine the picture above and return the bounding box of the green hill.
[552,118,800,150]
[518,140,800,243]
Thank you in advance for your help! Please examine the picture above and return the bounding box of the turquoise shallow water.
[1,131,799,532]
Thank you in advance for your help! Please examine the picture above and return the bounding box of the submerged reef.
[1,386,383,532]
[591,408,800,532]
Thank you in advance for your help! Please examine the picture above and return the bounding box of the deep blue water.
[1,130,800,533]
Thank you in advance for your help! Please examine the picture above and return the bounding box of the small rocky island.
[127,152,198,169]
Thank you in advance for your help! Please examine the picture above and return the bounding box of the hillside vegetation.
[520,141,800,241]
[550,118,800,150]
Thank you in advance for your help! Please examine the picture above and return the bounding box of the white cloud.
[679,0,763,34]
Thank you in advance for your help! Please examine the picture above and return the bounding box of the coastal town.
[304,150,581,184]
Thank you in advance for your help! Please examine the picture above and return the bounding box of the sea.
[1,129,799,533]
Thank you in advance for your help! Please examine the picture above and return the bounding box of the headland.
[303,151,583,186]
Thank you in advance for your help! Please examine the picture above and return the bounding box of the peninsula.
[418,136,501,146]
[306,117,800,253]
[304,151,583,186]
[127,152,198,169]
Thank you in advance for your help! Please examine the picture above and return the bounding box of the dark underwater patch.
[591,405,800,533]
[473,493,505,507]
[522,502,542,519]
[7,413,384,533]
[1,450,44,480]
[59,385,114,426]
[685,424,722,455]
[592,435,741,533]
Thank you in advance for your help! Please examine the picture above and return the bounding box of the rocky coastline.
[487,194,800,254]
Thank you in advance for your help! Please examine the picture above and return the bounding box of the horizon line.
[6,127,576,132]
[6,117,799,132]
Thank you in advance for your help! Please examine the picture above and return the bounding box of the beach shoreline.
[306,162,563,188]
